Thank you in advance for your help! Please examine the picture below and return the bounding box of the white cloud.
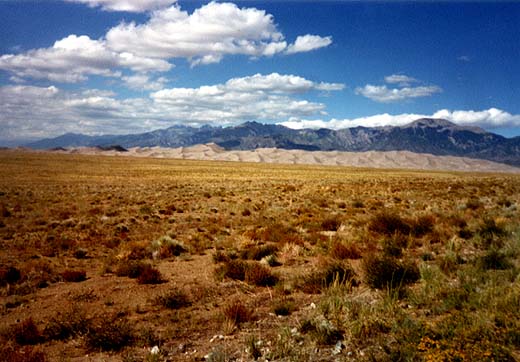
[105,2,290,66]
[122,74,168,91]
[224,73,344,93]
[0,2,332,83]
[384,74,417,86]
[0,74,343,141]
[151,73,342,122]
[281,108,520,130]
[0,35,171,83]
[65,0,175,12]
[355,84,442,103]
[285,35,332,54]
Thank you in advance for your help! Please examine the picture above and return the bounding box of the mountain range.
[26,118,520,167]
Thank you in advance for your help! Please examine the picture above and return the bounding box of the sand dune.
[46,143,520,173]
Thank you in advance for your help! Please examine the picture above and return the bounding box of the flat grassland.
[0,151,519,361]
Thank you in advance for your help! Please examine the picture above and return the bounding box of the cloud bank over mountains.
[281,108,520,131]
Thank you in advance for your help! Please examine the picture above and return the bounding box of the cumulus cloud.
[280,108,520,130]
[355,84,442,103]
[285,35,332,54]
[384,74,417,86]
[65,0,175,12]
[105,2,293,66]
[151,73,343,122]
[0,73,343,141]
[122,74,168,91]
[0,2,332,83]
[0,35,171,83]
[356,74,441,103]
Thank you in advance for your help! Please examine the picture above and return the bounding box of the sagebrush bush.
[363,254,420,290]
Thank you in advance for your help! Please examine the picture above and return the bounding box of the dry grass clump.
[3,317,42,345]
[369,211,411,236]
[149,235,188,259]
[330,240,362,260]
[320,215,342,231]
[244,262,278,287]
[299,317,343,345]
[43,307,89,341]
[299,261,357,293]
[272,298,296,316]
[85,315,134,351]
[215,259,278,286]
[0,266,22,286]
[115,261,164,284]
[154,289,191,309]
[115,260,149,278]
[362,254,420,290]
[223,300,254,326]
[137,265,164,284]
[61,269,87,282]
[0,344,47,362]
[240,243,278,260]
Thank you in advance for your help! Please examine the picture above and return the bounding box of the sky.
[0,0,519,146]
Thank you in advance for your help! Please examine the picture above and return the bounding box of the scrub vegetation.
[0,150,519,361]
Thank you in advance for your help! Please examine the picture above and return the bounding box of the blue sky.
[0,0,519,145]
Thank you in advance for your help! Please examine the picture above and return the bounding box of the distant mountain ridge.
[26,119,520,167]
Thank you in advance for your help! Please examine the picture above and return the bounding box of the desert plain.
[0,150,519,361]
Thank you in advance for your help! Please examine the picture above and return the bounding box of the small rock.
[150,346,160,355]
[332,341,344,355]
